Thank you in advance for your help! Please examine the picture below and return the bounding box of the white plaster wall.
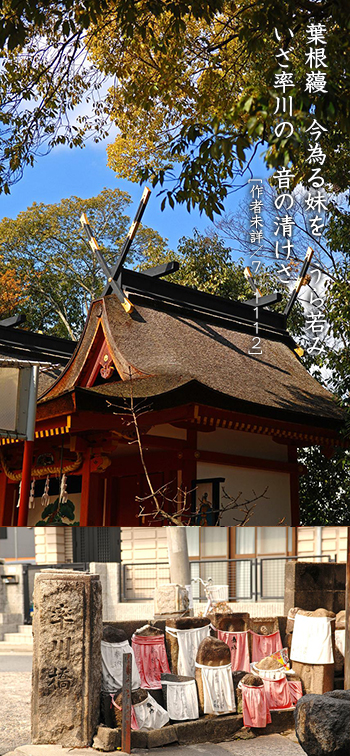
[197,428,288,461]
[196,461,291,525]
[147,424,187,440]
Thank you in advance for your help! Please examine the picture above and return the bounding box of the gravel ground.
[0,672,31,755]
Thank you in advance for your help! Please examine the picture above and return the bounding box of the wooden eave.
[32,384,346,450]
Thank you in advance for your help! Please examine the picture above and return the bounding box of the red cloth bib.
[132,634,170,689]
[250,630,283,663]
[288,679,303,705]
[217,629,250,673]
[241,683,272,728]
[263,676,292,710]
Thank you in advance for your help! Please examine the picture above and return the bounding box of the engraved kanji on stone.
[50,603,75,630]
[47,666,73,692]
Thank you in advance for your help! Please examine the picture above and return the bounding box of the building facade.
[0,270,345,528]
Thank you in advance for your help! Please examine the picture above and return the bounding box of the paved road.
[135,735,304,756]
[0,655,32,672]
[0,668,31,756]
[3,735,304,756]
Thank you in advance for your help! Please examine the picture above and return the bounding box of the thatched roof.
[39,272,344,430]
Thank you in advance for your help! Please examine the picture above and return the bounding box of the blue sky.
[0,136,269,254]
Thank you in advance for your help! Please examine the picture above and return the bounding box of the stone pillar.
[89,562,121,621]
[31,570,102,747]
[284,561,346,616]
[166,527,191,585]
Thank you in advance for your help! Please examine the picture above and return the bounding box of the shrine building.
[0,268,345,527]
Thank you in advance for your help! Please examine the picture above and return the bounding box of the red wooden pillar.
[0,473,17,526]
[79,451,104,526]
[180,429,197,521]
[288,446,300,526]
[103,475,113,526]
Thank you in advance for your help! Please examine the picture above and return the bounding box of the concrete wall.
[0,527,35,561]
[0,563,25,618]
[284,560,346,615]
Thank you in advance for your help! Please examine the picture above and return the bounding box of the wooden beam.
[181,448,299,475]
[194,403,342,445]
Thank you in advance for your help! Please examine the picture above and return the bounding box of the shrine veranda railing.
[120,555,334,602]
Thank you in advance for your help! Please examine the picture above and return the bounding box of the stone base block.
[93,706,299,751]
[93,725,148,751]
[93,725,119,751]
[252,708,296,735]
[147,724,178,748]
[291,661,334,695]
[175,714,243,744]
[154,584,189,616]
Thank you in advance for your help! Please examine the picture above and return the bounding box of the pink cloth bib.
[241,683,272,728]
[217,630,250,673]
[132,634,170,689]
[250,630,283,663]
[288,679,303,705]
[112,698,139,730]
[263,676,292,710]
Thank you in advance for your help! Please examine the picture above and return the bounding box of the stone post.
[166,528,191,587]
[31,570,102,747]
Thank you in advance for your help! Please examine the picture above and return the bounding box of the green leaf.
[41,499,59,518]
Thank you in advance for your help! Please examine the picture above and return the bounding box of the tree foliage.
[299,446,350,524]
[0,1,348,217]
[0,257,27,319]
[0,187,169,338]
[215,184,350,523]
[138,227,305,338]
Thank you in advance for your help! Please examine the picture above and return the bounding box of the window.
[236,527,255,555]
[257,527,287,554]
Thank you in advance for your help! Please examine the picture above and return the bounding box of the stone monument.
[31,570,102,747]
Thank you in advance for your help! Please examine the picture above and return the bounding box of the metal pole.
[344,527,350,690]
[121,652,132,754]
[18,365,39,527]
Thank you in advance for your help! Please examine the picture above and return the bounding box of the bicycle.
[191,576,230,616]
